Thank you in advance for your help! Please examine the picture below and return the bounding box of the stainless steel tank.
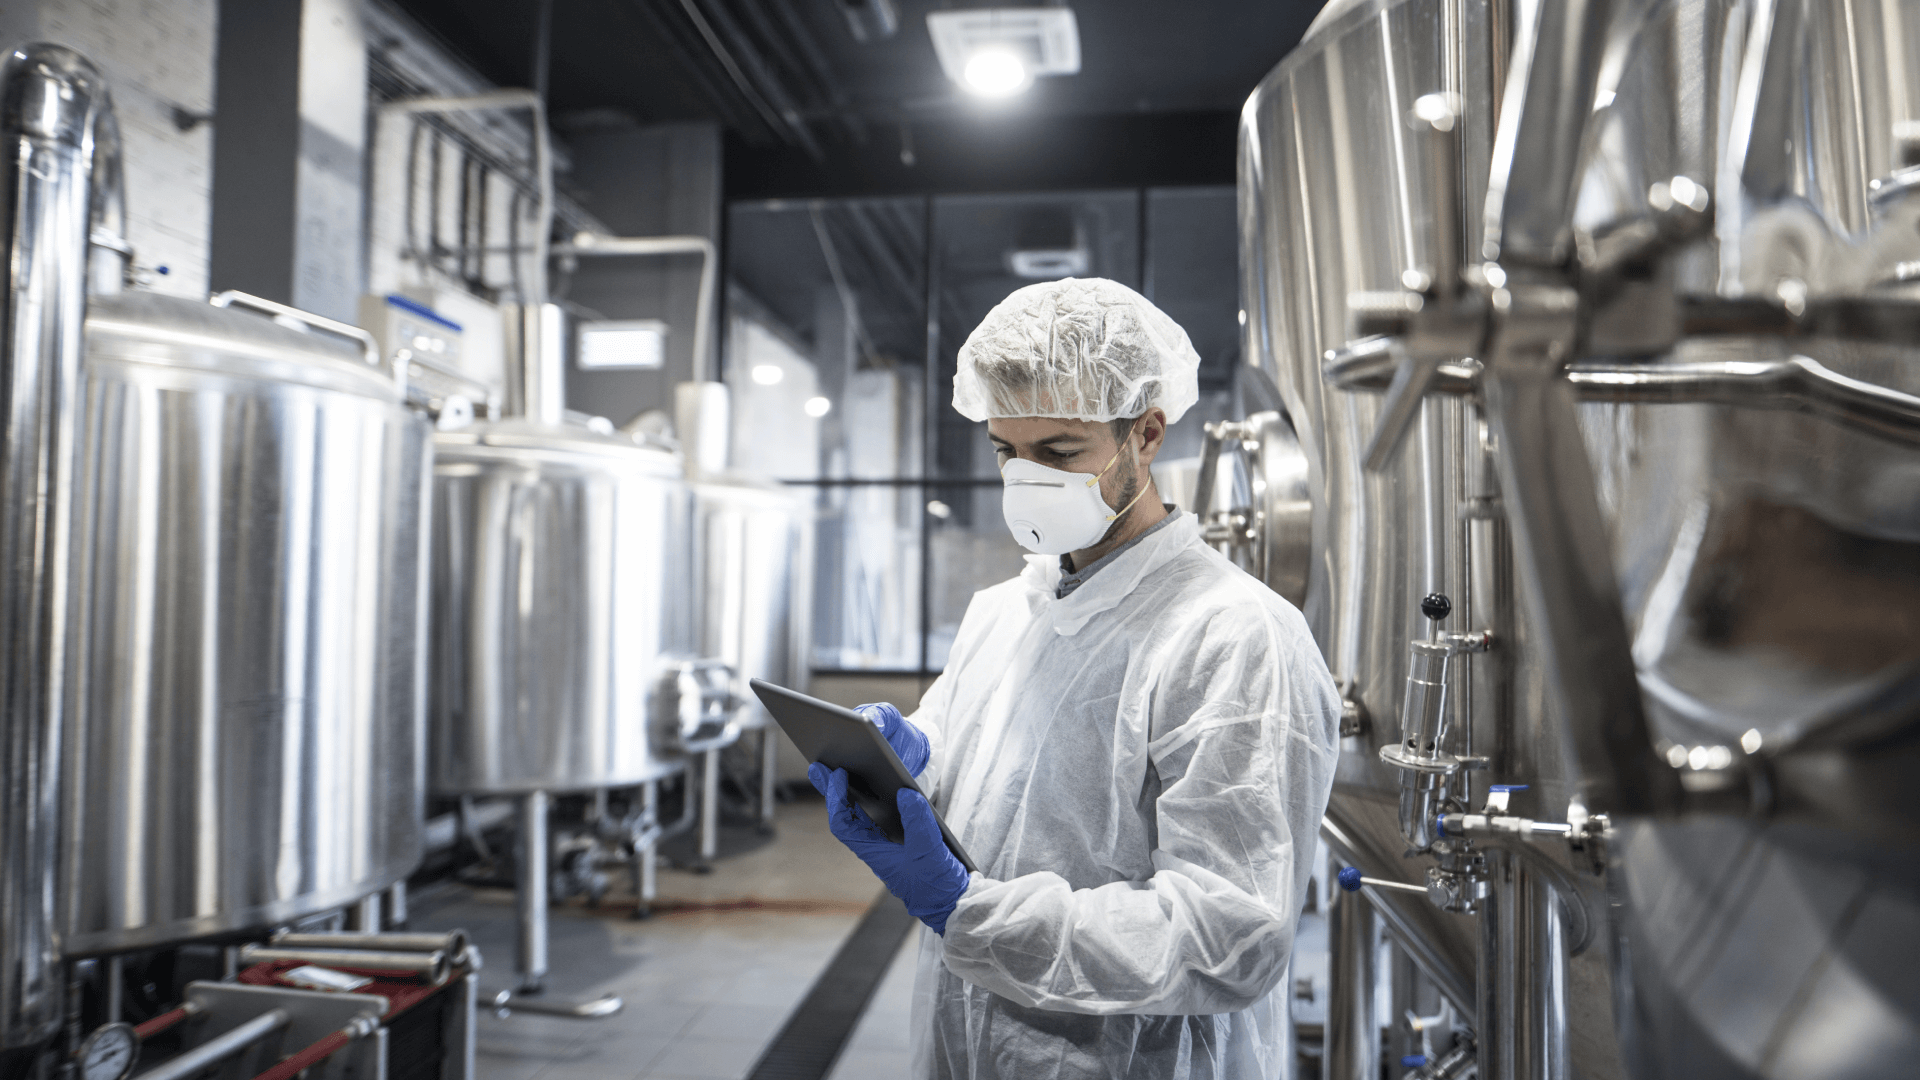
[691,476,810,730]
[1241,2,1920,1078]
[62,290,433,956]
[428,416,699,793]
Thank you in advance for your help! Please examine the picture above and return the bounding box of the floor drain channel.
[746,890,917,1080]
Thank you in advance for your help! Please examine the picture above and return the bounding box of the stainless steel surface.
[178,980,388,1080]
[1326,884,1378,1080]
[1245,0,1920,1076]
[238,946,448,982]
[691,477,812,730]
[505,303,566,426]
[446,973,477,1080]
[0,41,105,1057]
[428,418,698,793]
[64,291,433,956]
[1477,851,1566,1080]
[130,1008,289,1080]
[271,930,470,964]
[514,792,548,992]
[490,990,623,1020]
[1190,411,1312,606]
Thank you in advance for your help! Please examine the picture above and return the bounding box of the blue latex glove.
[809,763,970,934]
[856,702,929,778]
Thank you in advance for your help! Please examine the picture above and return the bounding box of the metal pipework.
[1475,851,1568,1080]
[1327,338,1920,452]
[552,233,720,389]
[0,42,114,1058]
[1378,594,1491,849]
[378,91,554,304]
[1326,881,1379,1080]
[505,302,566,426]
[271,929,473,967]
[238,946,449,983]
[130,1007,288,1080]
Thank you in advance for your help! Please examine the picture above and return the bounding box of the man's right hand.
[856,702,929,777]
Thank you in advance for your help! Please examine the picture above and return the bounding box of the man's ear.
[1135,407,1169,468]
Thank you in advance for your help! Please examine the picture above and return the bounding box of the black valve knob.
[1420,593,1452,622]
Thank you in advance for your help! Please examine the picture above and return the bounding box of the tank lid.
[435,416,685,474]
[85,291,402,402]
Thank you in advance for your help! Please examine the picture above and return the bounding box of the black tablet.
[750,679,978,874]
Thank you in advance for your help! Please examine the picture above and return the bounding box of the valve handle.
[1421,593,1452,621]
[1337,866,1362,892]
[1404,1056,1430,1068]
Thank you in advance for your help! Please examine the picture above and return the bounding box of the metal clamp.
[209,291,396,385]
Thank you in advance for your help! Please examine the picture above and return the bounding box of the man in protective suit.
[809,277,1342,1080]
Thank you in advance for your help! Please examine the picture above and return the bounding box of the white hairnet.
[952,277,1202,424]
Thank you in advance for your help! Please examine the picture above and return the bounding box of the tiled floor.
[410,798,908,1080]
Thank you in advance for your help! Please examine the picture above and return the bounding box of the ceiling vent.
[926,8,1082,85]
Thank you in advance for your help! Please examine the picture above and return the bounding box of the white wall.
[0,1,217,299]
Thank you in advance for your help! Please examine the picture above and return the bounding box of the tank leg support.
[759,729,778,832]
[516,791,550,994]
[697,750,719,869]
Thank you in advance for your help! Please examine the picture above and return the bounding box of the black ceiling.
[387,0,1328,197]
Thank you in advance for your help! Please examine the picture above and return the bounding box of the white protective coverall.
[903,512,1341,1079]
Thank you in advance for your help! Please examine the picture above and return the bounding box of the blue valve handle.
[1337,866,1428,896]
[1404,1054,1429,1068]
[1488,783,1529,792]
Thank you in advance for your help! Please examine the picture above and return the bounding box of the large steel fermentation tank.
[429,415,699,794]
[1241,2,1920,1079]
[691,475,811,830]
[0,43,433,1066]
[63,291,432,956]
[428,304,726,998]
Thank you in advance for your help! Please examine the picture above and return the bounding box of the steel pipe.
[131,1008,288,1080]
[1326,879,1379,1080]
[271,930,470,964]
[554,234,719,387]
[1476,851,1567,1080]
[0,42,112,1056]
[238,947,448,983]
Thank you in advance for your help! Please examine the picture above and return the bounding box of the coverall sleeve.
[937,609,1337,1016]
[904,667,955,802]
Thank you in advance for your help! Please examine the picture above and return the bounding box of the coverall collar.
[1020,512,1203,637]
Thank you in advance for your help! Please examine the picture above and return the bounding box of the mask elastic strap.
[1086,419,1142,488]
[1093,419,1147,521]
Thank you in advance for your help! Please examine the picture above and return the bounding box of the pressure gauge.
[77,1022,138,1080]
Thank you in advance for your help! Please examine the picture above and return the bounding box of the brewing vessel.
[64,290,433,956]
[428,415,699,793]
[1240,1,1920,1077]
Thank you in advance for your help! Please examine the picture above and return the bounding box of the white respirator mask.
[1000,428,1149,556]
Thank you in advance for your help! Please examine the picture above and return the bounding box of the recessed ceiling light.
[804,395,832,417]
[962,47,1031,97]
[927,8,1080,98]
[751,364,785,385]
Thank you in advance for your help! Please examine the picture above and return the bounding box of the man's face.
[987,416,1137,515]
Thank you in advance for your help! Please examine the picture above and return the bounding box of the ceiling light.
[928,8,1079,98]
[963,47,1031,97]
[751,364,785,385]
[804,395,832,417]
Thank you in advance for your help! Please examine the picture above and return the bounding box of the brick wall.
[0,1,217,300]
